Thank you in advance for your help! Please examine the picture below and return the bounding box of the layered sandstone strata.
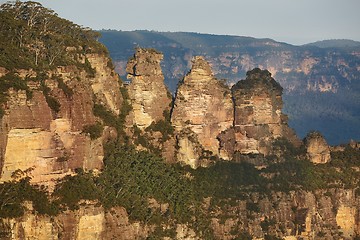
[0,53,122,186]
[2,189,358,240]
[230,68,300,156]
[125,48,172,129]
[304,131,331,164]
[172,56,234,167]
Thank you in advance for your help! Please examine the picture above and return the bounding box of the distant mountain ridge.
[99,30,360,145]
[305,39,360,48]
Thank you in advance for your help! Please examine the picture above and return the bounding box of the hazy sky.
[2,0,360,45]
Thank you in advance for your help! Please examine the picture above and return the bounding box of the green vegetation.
[0,1,105,71]
[132,125,161,155]
[56,77,73,98]
[92,85,132,143]
[271,137,305,158]
[53,169,99,210]
[145,110,174,143]
[265,142,360,192]
[98,145,196,224]
[260,218,276,232]
[0,72,30,117]
[131,109,174,156]
[40,80,61,113]
[93,103,118,127]
[0,172,57,218]
[82,122,103,140]
[118,86,132,134]
[0,141,359,238]
[264,235,283,240]
[0,1,113,116]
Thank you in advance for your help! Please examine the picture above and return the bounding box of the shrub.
[82,122,103,140]
[53,171,99,210]
[247,202,260,213]
[83,58,96,77]
[0,73,30,117]
[45,95,61,113]
[57,78,73,97]
[145,119,174,142]
[93,103,117,127]
[0,177,58,218]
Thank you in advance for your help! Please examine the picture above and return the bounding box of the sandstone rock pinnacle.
[231,68,300,156]
[125,48,172,130]
[172,56,233,168]
[304,131,331,164]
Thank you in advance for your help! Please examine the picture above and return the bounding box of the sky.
[1,0,360,45]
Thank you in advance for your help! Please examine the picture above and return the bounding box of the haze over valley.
[100,30,360,145]
[0,1,359,239]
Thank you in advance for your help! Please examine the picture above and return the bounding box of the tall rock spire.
[125,48,172,130]
[172,56,234,168]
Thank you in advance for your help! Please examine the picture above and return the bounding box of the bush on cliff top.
[0,72,31,117]
[0,1,106,71]
[0,1,115,117]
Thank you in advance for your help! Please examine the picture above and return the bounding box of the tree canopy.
[0,1,105,70]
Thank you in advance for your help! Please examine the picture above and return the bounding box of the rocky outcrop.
[125,48,172,130]
[304,131,331,164]
[0,202,149,240]
[0,53,122,186]
[0,42,351,239]
[1,189,359,240]
[86,54,122,115]
[102,31,360,146]
[171,56,234,167]
[210,189,359,240]
[171,61,299,166]
[231,68,300,156]
[124,48,175,160]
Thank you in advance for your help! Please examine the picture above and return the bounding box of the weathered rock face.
[304,131,331,164]
[124,48,175,161]
[102,31,360,146]
[125,48,172,130]
[210,189,359,240]
[1,203,149,240]
[2,189,359,240]
[171,56,234,167]
[0,53,122,186]
[231,68,300,156]
[86,54,122,115]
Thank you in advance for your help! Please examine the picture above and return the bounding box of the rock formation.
[125,48,172,130]
[0,49,358,240]
[86,54,122,115]
[0,202,149,240]
[2,3,358,239]
[304,131,331,164]
[124,48,175,160]
[210,189,359,240]
[0,54,122,186]
[101,31,360,146]
[1,189,359,239]
[171,61,300,167]
[171,56,234,167]
[231,68,300,156]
